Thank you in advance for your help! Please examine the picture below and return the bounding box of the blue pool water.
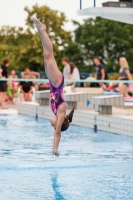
[0,114,133,200]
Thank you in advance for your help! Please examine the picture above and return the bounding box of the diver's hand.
[52,148,59,157]
[54,151,60,157]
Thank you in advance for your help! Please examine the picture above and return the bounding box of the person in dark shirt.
[0,58,9,109]
[20,73,33,102]
[92,56,107,88]
[94,56,105,80]
[21,68,40,91]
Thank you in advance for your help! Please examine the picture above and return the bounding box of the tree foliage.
[0,4,71,71]
[64,17,133,73]
[0,5,133,73]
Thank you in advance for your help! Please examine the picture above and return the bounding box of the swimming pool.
[0,114,133,200]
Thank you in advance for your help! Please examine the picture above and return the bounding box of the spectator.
[0,59,9,109]
[7,70,18,104]
[67,62,80,87]
[21,68,40,91]
[20,73,34,102]
[61,57,70,86]
[21,68,40,79]
[93,56,107,88]
[118,57,132,97]
[10,70,18,79]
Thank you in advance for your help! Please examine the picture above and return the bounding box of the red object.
[4,96,13,102]
[106,83,114,91]
[124,96,133,100]
[128,84,133,92]
[39,83,50,89]
[39,83,50,91]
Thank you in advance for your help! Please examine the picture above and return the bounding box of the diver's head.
[61,106,75,132]
[50,106,75,132]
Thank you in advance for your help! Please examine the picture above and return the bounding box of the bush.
[108,73,119,80]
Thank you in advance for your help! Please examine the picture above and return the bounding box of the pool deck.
[16,102,133,138]
[0,103,133,137]
[0,103,17,114]
[0,99,133,137]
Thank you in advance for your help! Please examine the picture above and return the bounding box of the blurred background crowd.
[0,54,132,109]
[0,4,133,108]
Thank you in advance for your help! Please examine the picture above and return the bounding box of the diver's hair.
[61,106,75,132]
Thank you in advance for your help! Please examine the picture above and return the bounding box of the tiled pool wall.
[18,103,133,137]
[113,106,133,115]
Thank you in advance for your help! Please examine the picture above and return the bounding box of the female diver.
[33,17,75,157]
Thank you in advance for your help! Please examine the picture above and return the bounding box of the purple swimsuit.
[49,75,65,115]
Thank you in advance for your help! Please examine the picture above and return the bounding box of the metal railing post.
[94,0,96,7]
[80,0,82,9]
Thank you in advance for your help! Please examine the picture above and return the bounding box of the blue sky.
[0,0,116,30]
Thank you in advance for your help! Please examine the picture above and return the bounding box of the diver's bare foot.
[32,17,46,31]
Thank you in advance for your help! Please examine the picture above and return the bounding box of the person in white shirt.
[62,57,70,86]
[68,62,80,87]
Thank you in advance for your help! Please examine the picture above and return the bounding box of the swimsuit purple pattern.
[49,75,65,115]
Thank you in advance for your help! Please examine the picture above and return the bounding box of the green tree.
[22,4,71,71]
[0,26,26,70]
[0,4,72,72]
[1,7,133,74]
[62,41,84,68]
[64,17,133,73]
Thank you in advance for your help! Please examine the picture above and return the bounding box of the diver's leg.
[33,17,62,87]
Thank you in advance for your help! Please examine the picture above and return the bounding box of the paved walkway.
[0,102,18,114]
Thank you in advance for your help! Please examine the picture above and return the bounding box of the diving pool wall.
[18,103,133,137]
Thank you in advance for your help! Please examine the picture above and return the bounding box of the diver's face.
[50,117,57,129]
